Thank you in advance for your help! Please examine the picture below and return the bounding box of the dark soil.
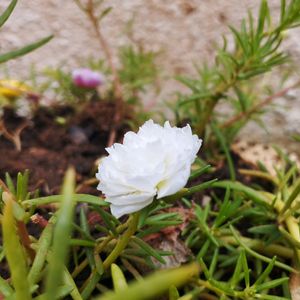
[0,100,130,195]
[0,102,266,197]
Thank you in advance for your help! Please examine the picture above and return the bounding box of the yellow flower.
[0,79,31,99]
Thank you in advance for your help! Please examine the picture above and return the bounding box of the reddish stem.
[16,221,35,261]
[85,0,124,146]
[222,80,300,128]
[31,213,49,228]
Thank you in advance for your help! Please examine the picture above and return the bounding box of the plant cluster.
[37,45,159,110]
[2,126,300,299]
[33,0,160,140]
[1,0,300,299]
[173,0,300,147]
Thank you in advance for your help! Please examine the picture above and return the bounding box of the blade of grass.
[16,172,22,202]
[0,0,17,27]
[5,172,15,195]
[169,285,180,300]
[253,256,276,286]
[63,268,83,300]
[280,180,300,216]
[131,236,166,264]
[0,35,53,64]
[185,179,218,197]
[230,225,295,273]
[256,277,289,292]
[111,264,128,292]
[0,275,14,298]
[33,285,74,300]
[212,181,270,207]
[212,123,236,181]
[23,194,107,207]
[28,220,54,285]
[189,165,212,181]
[44,168,76,300]
[95,263,199,300]
[2,197,32,300]
[79,207,96,270]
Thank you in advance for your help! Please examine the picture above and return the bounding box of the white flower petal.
[96,119,202,218]
[110,197,154,218]
[157,166,190,198]
[106,190,156,206]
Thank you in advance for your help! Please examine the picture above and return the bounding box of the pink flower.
[72,68,104,89]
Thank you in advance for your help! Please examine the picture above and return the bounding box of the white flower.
[96,120,202,218]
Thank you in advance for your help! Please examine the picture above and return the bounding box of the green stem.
[269,195,300,267]
[220,235,293,259]
[213,181,300,269]
[195,76,238,136]
[230,225,295,273]
[16,220,35,261]
[196,100,217,137]
[197,279,227,297]
[63,268,83,300]
[72,218,131,278]
[238,169,278,185]
[80,213,140,299]
[102,213,140,269]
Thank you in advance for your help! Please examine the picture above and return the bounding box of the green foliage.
[0,36,53,65]
[0,0,52,65]
[2,195,31,300]
[118,45,161,128]
[179,151,300,298]
[0,0,160,131]
[0,166,216,299]
[96,263,199,300]
[119,45,159,105]
[292,133,300,143]
[2,155,300,299]
[1,0,300,299]
[173,0,300,146]
[40,67,102,104]
[198,250,290,299]
[0,0,17,27]
[111,263,127,292]
[44,168,76,300]
[38,46,159,116]
[0,0,52,113]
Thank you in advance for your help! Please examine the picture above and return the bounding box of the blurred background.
[1,0,300,150]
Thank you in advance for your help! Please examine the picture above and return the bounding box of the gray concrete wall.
[0,0,300,150]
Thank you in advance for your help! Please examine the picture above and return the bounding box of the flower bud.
[72,68,104,89]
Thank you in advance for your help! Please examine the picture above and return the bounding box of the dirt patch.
[0,101,130,195]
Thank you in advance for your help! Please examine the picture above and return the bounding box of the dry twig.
[76,0,124,146]
[222,79,300,128]
[0,120,30,151]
